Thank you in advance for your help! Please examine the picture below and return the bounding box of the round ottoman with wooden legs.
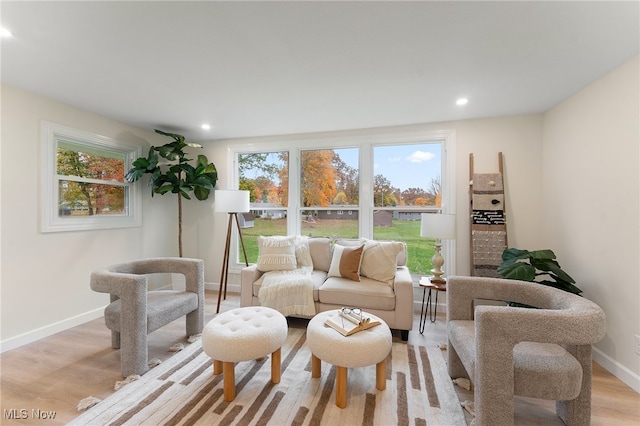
[306,310,392,408]
[202,306,287,402]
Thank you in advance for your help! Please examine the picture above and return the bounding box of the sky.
[337,143,442,191]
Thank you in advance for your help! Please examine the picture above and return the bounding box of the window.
[300,147,359,239]
[372,143,443,276]
[238,151,289,263]
[41,122,141,232]
[233,129,456,277]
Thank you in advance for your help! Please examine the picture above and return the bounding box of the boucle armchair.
[446,276,606,426]
[91,257,205,377]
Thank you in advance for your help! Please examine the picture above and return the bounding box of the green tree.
[239,177,257,202]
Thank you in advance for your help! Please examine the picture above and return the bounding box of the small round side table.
[418,276,447,333]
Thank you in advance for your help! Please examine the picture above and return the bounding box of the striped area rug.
[71,326,466,426]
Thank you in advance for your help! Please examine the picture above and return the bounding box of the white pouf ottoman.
[306,310,392,408]
[202,306,287,401]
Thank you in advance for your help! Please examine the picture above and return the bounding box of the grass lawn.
[240,218,435,276]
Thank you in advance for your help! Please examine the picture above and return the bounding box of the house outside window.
[41,122,141,232]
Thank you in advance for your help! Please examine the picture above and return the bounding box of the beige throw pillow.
[327,244,364,281]
[256,235,297,272]
[295,236,314,268]
[360,240,405,286]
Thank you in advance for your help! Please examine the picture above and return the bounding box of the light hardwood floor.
[1,291,638,425]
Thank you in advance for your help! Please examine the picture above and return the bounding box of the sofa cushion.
[307,237,332,272]
[256,235,297,272]
[319,276,396,311]
[328,244,364,281]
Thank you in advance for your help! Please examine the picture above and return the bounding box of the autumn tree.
[332,154,358,205]
[238,152,288,206]
[427,175,442,207]
[374,174,397,207]
[333,191,348,205]
[57,148,124,215]
[300,150,337,207]
[277,152,289,207]
[400,187,429,206]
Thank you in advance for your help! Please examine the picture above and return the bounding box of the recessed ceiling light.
[1,27,13,38]
[456,98,468,106]
[201,124,211,130]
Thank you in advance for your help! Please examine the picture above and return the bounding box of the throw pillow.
[295,236,314,268]
[327,244,364,281]
[360,240,405,286]
[256,235,297,272]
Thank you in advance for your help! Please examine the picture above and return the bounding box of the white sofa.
[240,237,414,340]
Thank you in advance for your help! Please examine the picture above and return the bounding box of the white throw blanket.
[258,267,316,317]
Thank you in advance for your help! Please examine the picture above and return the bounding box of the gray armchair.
[91,257,205,377]
[446,276,606,426]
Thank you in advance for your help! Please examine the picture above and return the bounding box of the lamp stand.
[216,212,249,313]
[430,239,446,284]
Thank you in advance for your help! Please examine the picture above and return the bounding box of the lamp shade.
[420,213,456,240]
[214,190,250,213]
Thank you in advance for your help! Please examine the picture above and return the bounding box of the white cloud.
[406,151,435,163]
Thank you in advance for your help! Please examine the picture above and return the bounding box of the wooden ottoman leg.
[336,366,348,408]
[271,347,281,384]
[223,361,235,401]
[311,354,321,378]
[213,360,222,375]
[376,360,386,390]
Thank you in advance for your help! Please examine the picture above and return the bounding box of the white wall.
[542,56,640,390]
[193,114,545,292]
[0,84,178,350]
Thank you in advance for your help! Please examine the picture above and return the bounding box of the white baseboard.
[592,347,640,393]
[0,307,105,353]
[205,282,240,294]
[1,282,238,353]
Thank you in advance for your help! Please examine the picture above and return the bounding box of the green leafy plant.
[497,248,582,295]
[125,129,218,257]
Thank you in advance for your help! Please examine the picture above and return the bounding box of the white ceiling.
[2,1,638,142]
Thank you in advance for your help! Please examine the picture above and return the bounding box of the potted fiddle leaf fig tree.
[125,129,218,257]
[497,248,582,295]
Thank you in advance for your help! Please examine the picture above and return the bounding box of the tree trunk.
[178,194,183,257]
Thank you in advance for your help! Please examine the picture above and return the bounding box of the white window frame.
[228,127,456,274]
[40,121,142,232]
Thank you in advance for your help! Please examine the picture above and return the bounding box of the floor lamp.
[215,190,250,313]
[420,213,456,284]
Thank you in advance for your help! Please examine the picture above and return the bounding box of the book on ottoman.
[325,309,381,336]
